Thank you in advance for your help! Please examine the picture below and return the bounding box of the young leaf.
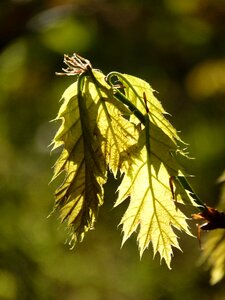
[52,54,201,267]
[116,124,193,268]
[51,74,107,245]
[51,60,140,245]
[112,74,196,268]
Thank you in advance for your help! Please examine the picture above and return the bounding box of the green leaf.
[51,75,107,245]
[113,74,196,268]
[51,69,140,245]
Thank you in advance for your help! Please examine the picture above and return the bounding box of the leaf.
[51,68,140,245]
[52,75,107,245]
[113,74,196,268]
[116,129,192,268]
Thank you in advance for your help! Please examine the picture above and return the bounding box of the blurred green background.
[0,0,225,299]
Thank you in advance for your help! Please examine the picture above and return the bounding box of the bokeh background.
[0,0,225,299]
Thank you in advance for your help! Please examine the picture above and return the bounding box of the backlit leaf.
[114,73,184,145]
[86,71,140,176]
[113,74,196,268]
[52,76,107,245]
[51,68,140,245]
[52,54,200,267]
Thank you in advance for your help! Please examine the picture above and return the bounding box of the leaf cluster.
[51,54,200,268]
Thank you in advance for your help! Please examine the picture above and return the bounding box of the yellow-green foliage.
[51,55,198,268]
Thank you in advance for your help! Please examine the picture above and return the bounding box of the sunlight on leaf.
[115,73,185,147]
[52,54,199,266]
[51,68,140,245]
[86,71,140,176]
[51,75,107,245]
[115,114,194,268]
